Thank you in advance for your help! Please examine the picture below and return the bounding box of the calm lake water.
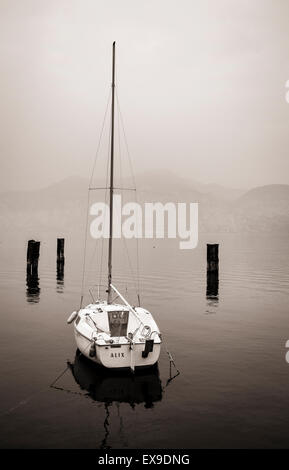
[0,232,289,449]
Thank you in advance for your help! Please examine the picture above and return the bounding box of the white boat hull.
[74,327,161,369]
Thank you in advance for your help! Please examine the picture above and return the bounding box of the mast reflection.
[67,351,163,449]
[68,350,163,408]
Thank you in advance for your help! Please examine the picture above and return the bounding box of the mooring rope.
[0,388,46,419]
[161,337,180,389]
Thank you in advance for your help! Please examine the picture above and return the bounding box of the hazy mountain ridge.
[0,174,288,234]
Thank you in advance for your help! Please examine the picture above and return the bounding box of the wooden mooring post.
[57,238,65,284]
[26,240,40,302]
[207,244,219,272]
[57,238,65,263]
[206,244,219,299]
[26,240,40,276]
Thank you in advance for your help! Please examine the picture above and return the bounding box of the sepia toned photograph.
[0,0,289,455]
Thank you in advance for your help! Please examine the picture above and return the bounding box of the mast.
[107,41,115,303]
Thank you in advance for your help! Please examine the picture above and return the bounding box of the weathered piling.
[206,271,219,298]
[57,238,65,263]
[26,271,40,303]
[206,244,219,299]
[26,240,40,302]
[57,261,64,282]
[207,244,219,272]
[56,238,65,289]
[26,240,40,276]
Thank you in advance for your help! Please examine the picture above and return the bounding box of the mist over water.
[0,232,289,448]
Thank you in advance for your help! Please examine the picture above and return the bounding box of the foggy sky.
[1,0,289,192]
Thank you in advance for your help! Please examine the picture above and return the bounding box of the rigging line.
[89,89,112,188]
[99,120,111,289]
[116,93,134,299]
[117,99,138,299]
[87,186,103,288]
[116,99,127,308]
[117,85,123,191]
[121,228,139,301]
[88,95,111,290]
[80,90,111,307]
[80,190,91,308]
[116,102,137,304]
[115,89,137,190]
[87,112,111,292]
[116,88,141,303]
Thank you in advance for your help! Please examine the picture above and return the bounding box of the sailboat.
[67,42,162,371]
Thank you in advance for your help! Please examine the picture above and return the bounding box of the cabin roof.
[85,302,130,313]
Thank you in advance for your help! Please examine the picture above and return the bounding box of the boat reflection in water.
[66,350,163,448]
[68,350,163,409]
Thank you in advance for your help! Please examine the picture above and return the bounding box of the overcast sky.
[1,0,289,191]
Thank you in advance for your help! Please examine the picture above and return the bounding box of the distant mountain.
[236,184,289,207]
[230,184,289,232]
[0,175,88,210]
[0,174,288,234]
[132,170,246,201]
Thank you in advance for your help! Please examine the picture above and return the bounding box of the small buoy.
[67,311,78,324]
[89,342,96,358]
